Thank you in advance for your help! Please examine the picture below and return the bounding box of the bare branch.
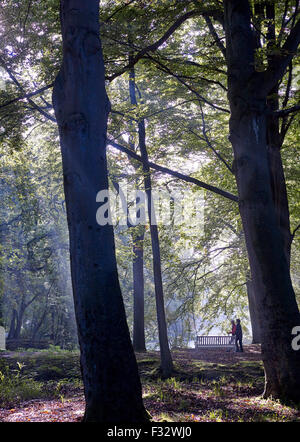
[203,13,226,58]
[0,57,56,122]
[188,125,233,174]
[145,54,230,113]
[275,104,300,118]
[107,138,238,203]
[278,0,291,44]
[0,83,54,110]
[291,223,300,242]
[21,0,33,37]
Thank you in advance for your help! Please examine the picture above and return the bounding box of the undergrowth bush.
[0,361,46,407]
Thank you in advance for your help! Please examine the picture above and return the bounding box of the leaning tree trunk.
[224,0,300,403]
[52,0,148,422]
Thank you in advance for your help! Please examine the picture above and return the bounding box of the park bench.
[195,335,235,349]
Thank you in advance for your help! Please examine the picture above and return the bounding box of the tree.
[223,0,300,401]
[125,61,147,352]
[103,0,300,401]
[52,0,148,422]
[132,224,146,351]
[1,0,300,406]
[128,64,174,376]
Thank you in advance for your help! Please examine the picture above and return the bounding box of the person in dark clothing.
[235,319,243,352]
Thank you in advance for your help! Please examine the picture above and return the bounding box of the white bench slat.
[195,335,235,348]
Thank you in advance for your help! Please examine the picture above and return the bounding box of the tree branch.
[291,223,300,242]
[0,57,56,122]
[188,127,233,174]
[262,17,300,94]
[274,104,300,118]
[145,54,230,113]
[203,13,226,58]
[107,138,238,203]
[103,0,137,23]
[0,83,54,110]
[107,9,200,81]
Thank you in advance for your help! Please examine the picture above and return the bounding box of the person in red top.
[229,320,236,344]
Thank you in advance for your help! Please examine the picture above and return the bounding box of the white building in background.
[0,326,5,350]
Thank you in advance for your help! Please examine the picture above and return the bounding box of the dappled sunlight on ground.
[0,397,84,422]
[1,345,299,422]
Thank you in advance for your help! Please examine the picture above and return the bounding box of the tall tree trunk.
[8,308,17,340]
[0,274,3,329]
[128,66,173,376]
[52,0,148,422]
[246,276,261,344]
[14,307,23,340]
[132,227,146,352]
[31,305,48,342]
[264,2,292,267]
[224,0,300,403]
[49,307,55,343]
[138,120,173,377]
[243,0,292,347]
[14,294,26,340]
[111,179,146,352]
[128,67,146,352]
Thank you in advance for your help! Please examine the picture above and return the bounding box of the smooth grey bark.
[224,0,300,402]
[52,0,148,422]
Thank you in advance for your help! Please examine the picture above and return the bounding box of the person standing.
[235,319,243,352]
[229,320,236,344]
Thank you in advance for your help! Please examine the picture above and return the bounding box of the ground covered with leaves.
[0,345,299,422]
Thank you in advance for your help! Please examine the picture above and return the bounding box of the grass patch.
[0,351,82,408]
[0,361,46,407]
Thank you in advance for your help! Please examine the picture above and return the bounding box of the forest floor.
[0,344,299,422]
